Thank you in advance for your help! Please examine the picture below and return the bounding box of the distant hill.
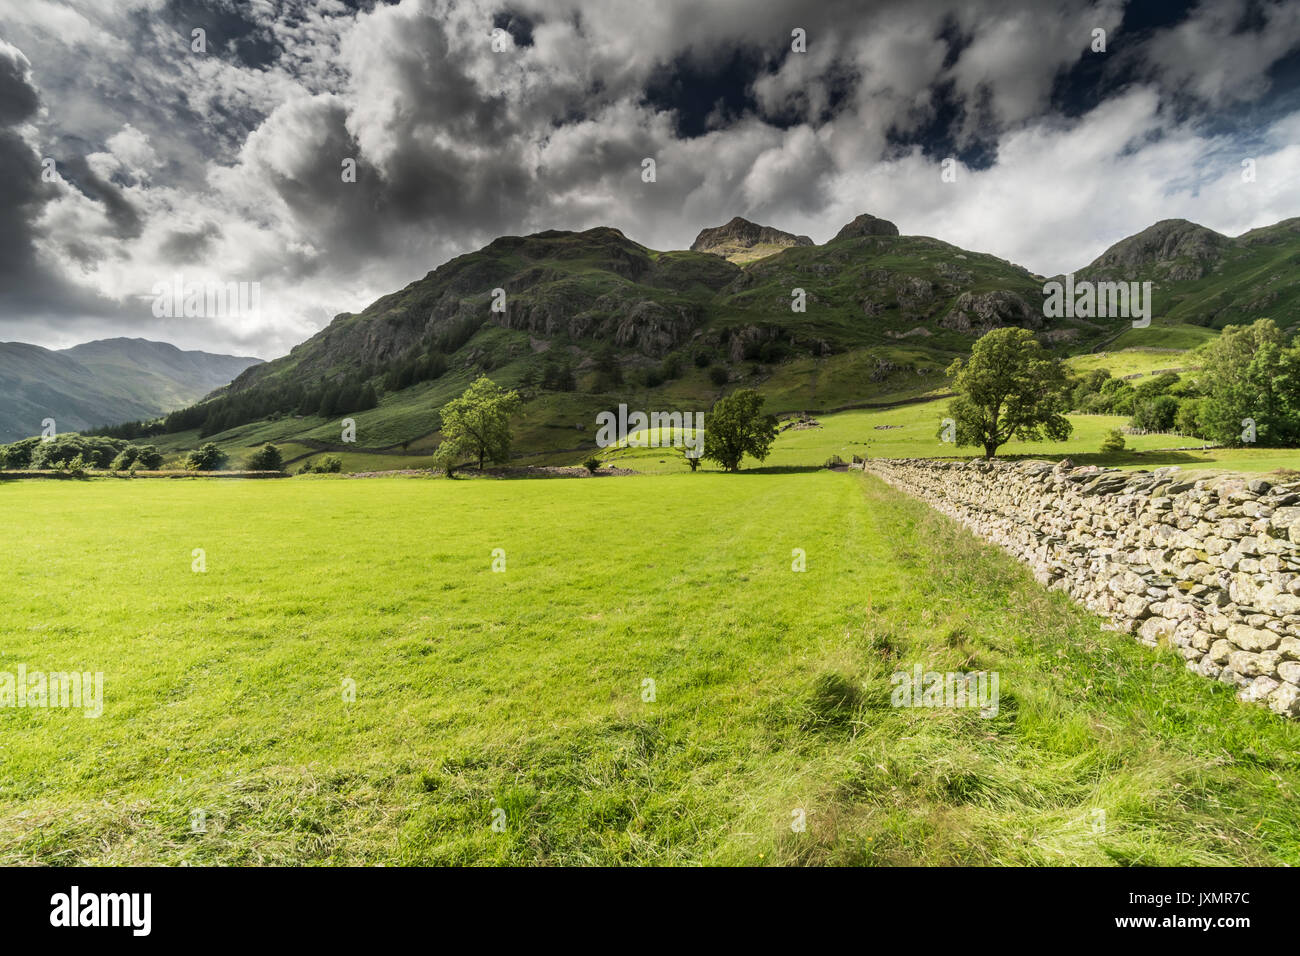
[0,338,262,441]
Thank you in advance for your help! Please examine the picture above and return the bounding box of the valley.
[47,212,1297,479]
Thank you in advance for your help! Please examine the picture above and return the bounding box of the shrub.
[135,446,163,469]
[245,444,284,472]
[314,455,343,474]
[824,455,846,468]
[26,434,127,469]
[708,365,729,386]
[582,456,601,474]
[1100,428,1126,454]
[186,443,228,471]
[110,448,138,471]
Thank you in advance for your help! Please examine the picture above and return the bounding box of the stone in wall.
[865,457,1300,718]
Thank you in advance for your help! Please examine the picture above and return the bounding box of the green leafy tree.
[1095,377,1135,415]
[1069,368,1111,411]
[0,438,39,468]
[1197,320,1300,446]
[1174,398,1204,439]
[440,376,521,471]
[431,440,463,478]
[944,327,1072,458]
[1100,428,1126,454]
[703,388,777,472]
[186,443,228,471]
[1132,395,1180,432]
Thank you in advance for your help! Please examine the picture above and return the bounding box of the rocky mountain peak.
[832,213,900,241]
[1084,219,1228,281]
[690,217,814,263]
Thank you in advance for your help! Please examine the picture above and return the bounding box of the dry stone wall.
[865,458,1300,717]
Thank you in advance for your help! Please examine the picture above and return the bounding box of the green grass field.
[2,472,1298,865]
[146,340,1300,478]
[602,395,1300,476]
[1064,347,1201,379]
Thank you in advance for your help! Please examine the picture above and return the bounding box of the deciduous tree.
[945,327,1072,458]
[703,388,777,472]
[440,376,522,471]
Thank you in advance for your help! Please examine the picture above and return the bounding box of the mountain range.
[216,211,1299,402]
[5,211,1299,455]
[0,338,262,442]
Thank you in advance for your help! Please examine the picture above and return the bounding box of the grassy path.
[0,472,1296,865]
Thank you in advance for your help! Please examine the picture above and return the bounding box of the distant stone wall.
[866,458,1300,717]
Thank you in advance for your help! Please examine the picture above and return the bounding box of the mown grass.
[1,472,1297,865]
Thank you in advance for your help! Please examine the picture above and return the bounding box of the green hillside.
[71,213,1300,470]
[1075,217,1300,336]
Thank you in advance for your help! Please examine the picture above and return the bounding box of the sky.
[1,0,1299,359]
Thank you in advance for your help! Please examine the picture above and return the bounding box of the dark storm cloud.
[0,42,94,299]
[158,221,222,262]
[58,155,144,239]
[2,0,1300,358]
[0,41,47,280]
[0,43,38,124]
[493,9,535,47]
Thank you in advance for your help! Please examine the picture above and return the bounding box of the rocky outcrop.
[832,213,900,241]
[496,296,701,356]
[866,458,1300,718]
[1081,219,1229,282]
[690,217,813,261]
[940,290,1041,334]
